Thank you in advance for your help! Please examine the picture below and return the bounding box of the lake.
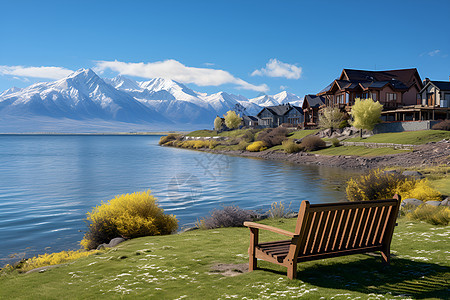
[0,135,360,266]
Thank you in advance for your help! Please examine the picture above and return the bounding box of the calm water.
[0,135,360,266]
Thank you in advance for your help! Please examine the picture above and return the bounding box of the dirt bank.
[201,140,450,169]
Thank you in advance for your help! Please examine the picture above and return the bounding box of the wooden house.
[317,68,423,111]
[256,104,303,128]
[302,95,325,128]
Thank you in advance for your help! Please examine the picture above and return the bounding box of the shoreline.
[0,131,187,136]
[177,140,450,169]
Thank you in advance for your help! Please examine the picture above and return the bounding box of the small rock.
[440,198,449,206]
[402,171,424,179]
[107,237,126,247]
[401,198,423,207]
[424,201,441,207]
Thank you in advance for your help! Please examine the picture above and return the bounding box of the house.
[318,68,423,112]
[302,94,325,128]
[256,104,304,128]
[419,79,450,108]
[382,78,450,121]
[242,115,259,128]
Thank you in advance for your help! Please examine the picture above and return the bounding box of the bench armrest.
[244,222,298,238]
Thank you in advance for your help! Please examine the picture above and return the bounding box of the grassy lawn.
[1,218,448,299]
[311,146,411,157]
[288,129,320,139]
[345,130,450,145]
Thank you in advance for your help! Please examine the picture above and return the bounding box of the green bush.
[339,119,350,129]
[406,205,450,225]
[331,138,340,147]
[282,139,303,153]
[237,140,250,151]
[300,135,326,151]
[81,191,178,250]
[246,141,267,152]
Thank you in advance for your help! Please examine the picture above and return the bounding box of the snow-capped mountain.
[0,69,167,123]
[0,68,304,132]
[249,91,303,107]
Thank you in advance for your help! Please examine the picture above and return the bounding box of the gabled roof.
[243,115,258,121]
[341,68,422,89]
[419,80,450,93]
[257,104,302,117]
[302,95,325,109]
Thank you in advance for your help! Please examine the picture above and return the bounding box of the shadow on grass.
[259,256,449,299]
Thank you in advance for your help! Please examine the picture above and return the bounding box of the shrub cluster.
[267,202,293,218]
[196,205,254,229]
[406,205,450,225]
[246,141,267,152]
[256,127,288,147]
[159,134,182,146]
[16,250,99,273]
[282,139,303,153]
[81,191,178,250]
[300,135,326,151]
[175,140,217,149]
[346,170,442,202]
[330,138,341,147]
[431,120,450,131]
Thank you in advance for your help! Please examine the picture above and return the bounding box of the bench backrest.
[290,195,401,258]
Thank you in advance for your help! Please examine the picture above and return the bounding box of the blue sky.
[0,0,449,98]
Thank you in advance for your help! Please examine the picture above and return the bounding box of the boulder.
[424,200,441,207]
[440,198,449,206]
[96,237,126,250]
[383,170,398,175]
[402,171,424,179]
[401,198,423,207]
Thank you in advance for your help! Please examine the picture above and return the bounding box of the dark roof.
[343,68,421,88]
[303,95,325,108]
[257,104,302,117]
[243,115,258,121]
[318,82,332,94]
[430,81,450,91]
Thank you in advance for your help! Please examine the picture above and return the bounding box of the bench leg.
[287,260,297,280]
[381,250,390,265]
[249,228,258,271]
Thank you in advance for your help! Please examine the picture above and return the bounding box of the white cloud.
[428,49,440,56]
[0,65,73,80]
[280,85,288,90]
[251,59,302,79]
[203,62,215,66]
[94,59,269,92]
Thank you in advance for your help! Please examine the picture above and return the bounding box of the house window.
[345,93,349,104]
[336,94,344,104]
[386,93,397,101]
[441,94,450,108]
[370,92,377,101]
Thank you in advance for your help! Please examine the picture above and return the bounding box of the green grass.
[187,129,258,138]
[311,146,411,156]
[288,129,320,139]
[430,177,450,196]
[345,130,450,145]
[1,218,448,299]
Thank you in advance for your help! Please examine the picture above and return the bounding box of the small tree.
[214,116,223,132]
[223,110,242,130]
[319,107,345,130]
[350,98,383,137]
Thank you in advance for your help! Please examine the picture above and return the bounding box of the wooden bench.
[244,195,401,279]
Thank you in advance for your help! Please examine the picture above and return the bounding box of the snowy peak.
[250,91,303,107]
[105,75,141,91]
[0,86,22,97]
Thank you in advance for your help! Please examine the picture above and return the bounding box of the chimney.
[423,77,430,85]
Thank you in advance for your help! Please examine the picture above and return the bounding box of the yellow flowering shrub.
[81,191,178,250]
[246,141,267,152]
[178,140,216,149]
[20,250,99,272]
[346,170,442,202]
[396,179,442,201]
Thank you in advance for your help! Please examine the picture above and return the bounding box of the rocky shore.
[202,140,450,169]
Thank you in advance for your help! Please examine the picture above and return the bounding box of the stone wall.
[374,120,439,133]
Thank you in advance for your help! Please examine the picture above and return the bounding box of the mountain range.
[0,68,303,132]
